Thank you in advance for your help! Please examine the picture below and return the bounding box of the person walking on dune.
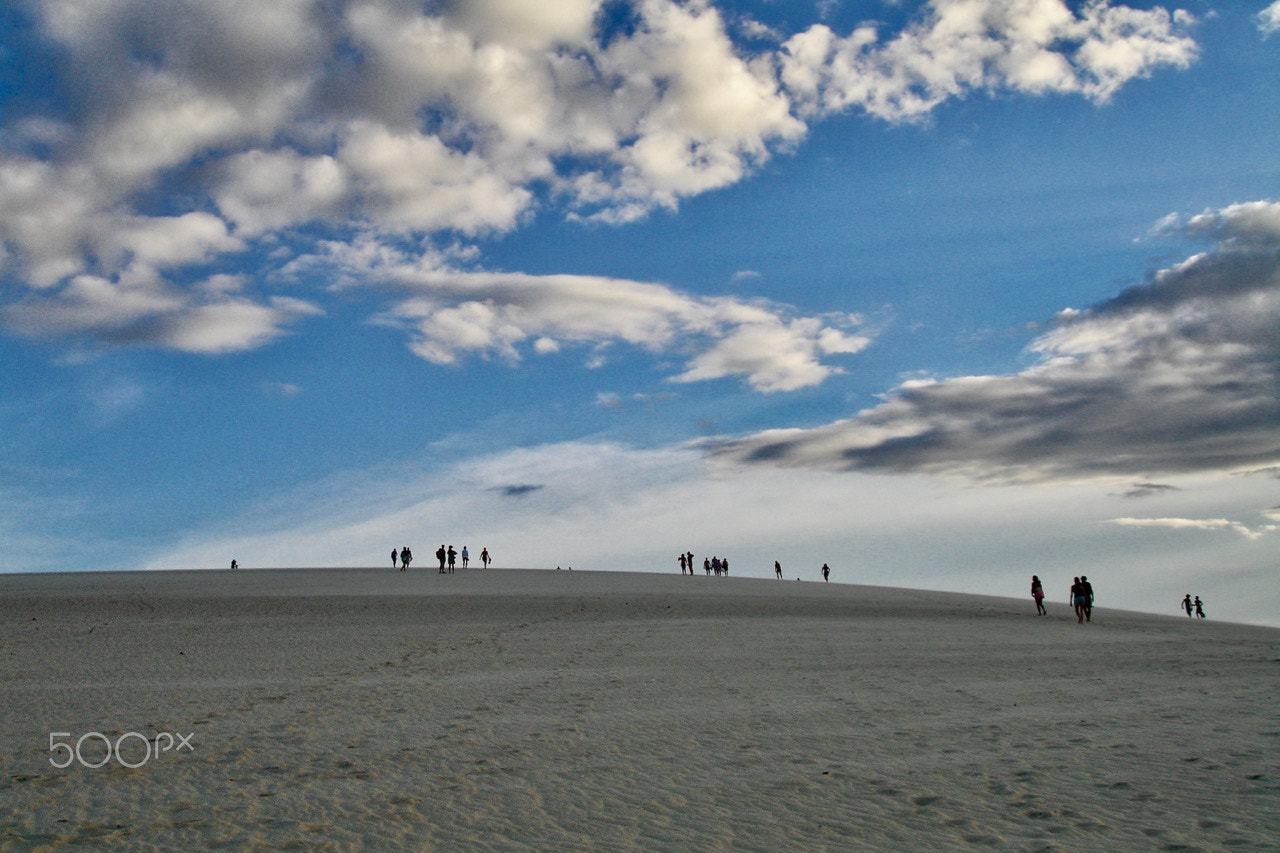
[1194,596,1206,619]
[392,548,399,571]
[437,545,447,573]
[400,547,412,570]
[481,547,491,569]
[775,560,783,579]
[1031,575,1046,615]
[1070,577,1086,623]
[1080,576,1094,622]
[1182,594,1193,617]
[462,546,469,568]
[822,563,830,582]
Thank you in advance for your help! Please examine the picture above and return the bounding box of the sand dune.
[2,568,1276,850]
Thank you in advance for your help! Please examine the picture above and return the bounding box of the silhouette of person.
[437,545,447,573]
[1070,577,1086,623]
[1031,575,1046,615]
[1080,575,1094,622]
[703,557,711,575]
[481,547,490,568]
[461,546,469,568]
[447,545,457,573]
[722,557,728,576]
[679,554,688,574]
[392,548,399,570]
[1182,594,1193,617]
[821,563,830,582]
[775,560,783,579]
[401,547,412,570]
[1194,596,1206,619]
[230,559,238,570]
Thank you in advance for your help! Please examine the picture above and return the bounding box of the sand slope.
[2,568,1277,850]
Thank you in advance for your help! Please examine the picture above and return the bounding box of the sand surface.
[2,568,1277,850]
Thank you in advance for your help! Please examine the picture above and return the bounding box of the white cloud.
[155,297,322,354]
[712,200,1280,481]
[306,239,868,390]
[1260,2,1280,36]
[0,0,1199,356]
[1177,199,1280,247]
[1105,516,1271,540]
[215,150,348,236]
[2,276,321,353]
[673,314,871,392]
[780,0,1196,121]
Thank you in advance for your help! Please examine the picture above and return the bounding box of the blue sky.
[1,0,1278,625]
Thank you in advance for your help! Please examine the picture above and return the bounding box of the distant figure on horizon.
[822,563,830,582]
[679,554,688,574]
[1182,594,1193,617]
[1080,575,1094,622]
[400,547,412,570]
[481,547,491,569]
[711,556,721,576]
[231,559,238,570]
[1031,575,1046,615]
[392,548,399,571]
[775,560,783,579]
[1194,596,1206,619]
[447,545,457,573]
[461,546,469,568]
[722,557,728,576]
[703,557,711,575]
[437,545,447,573]
[1070,577,1086,623]
[686,552,694,576]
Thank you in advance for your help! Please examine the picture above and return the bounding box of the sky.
[1,0,1277,625]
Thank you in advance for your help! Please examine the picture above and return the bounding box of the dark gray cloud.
[1118,483,1180,499]
[496,484,544,498]
[711,201,1280,484]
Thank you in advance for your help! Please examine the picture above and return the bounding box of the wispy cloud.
[1104,516,1275,540]
[310,238,872,391]
[1260,2,1280,36]
[711,200,1280,482]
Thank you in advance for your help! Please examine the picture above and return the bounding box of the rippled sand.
[2,568,1276,850]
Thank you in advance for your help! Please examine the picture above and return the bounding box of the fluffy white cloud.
[712,200,1280,481]
[214,150,348,237]
[0,0,1197,359]
[780,0,1196,121]
[673,313,870,391]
